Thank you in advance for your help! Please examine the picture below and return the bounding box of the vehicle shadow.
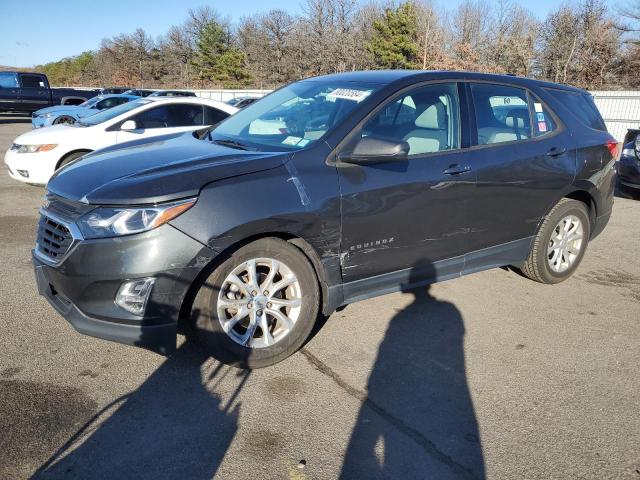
[33,331,245,479]
[340,261,485,479]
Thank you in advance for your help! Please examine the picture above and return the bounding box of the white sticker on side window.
[326,88,371,102]
[534,102,543,113]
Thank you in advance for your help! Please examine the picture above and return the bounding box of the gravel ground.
[1,115,639,480]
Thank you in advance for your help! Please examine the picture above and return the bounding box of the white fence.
[193,89,272,102]
[195,88,640,142]
[590,91,640,142]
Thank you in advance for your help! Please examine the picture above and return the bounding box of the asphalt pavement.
[1,115,639,479]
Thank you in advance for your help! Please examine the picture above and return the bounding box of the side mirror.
[340,135,409,165]
[635,134,640,159]
[120,120,138,131]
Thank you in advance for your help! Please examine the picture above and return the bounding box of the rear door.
[462,82,576,264]
[116,103,205,143]
[0,72,20,111]
[18,73,51,112]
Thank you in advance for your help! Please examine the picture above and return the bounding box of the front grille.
[36,215,74,262]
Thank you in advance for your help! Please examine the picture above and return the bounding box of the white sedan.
[5,97,238,185]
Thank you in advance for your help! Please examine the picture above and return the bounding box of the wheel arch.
[56,149,93,170]
[177,231,335,334]
[564,189,596,234]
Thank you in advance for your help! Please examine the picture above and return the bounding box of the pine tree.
[367,3,421,69]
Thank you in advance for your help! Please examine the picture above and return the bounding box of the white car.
[5,97,238,185]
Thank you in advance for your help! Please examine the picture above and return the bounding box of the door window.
[19,74,46,89]
[204,106,230,125]
[132,104,204,129]
[471,83,531,145]
[0,72,18,88]
[361,83,460,156]
[96,97,129,110]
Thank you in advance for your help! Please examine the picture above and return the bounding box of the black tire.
[53,115,75,125]
[190,237,320,368]
[521,198,590,284]
[56,151,88,171]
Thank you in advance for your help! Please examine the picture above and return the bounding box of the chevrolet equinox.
[33,71,616,368]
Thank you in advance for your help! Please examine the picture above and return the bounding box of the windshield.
[78,99,151,126]
[80,96,100,108]
[212,80,379,151]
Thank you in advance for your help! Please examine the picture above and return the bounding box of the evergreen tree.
[367,2,421,69]
[191,21,251,87]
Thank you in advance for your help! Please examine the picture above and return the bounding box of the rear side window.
[204,106,229,125]
[19,74,46,89]
[544,89,606,131]
[471,83,531,145]
[0,72,18,88]
[530,96,556,137]
[133,104,204,128]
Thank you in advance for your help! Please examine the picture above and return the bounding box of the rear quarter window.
[544,88,606,131]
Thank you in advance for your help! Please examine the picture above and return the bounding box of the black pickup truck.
[0,71,101,113]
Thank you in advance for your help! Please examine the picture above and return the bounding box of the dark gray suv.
[33,71,616,368]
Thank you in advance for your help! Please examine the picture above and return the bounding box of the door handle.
[443,164,472,175]
[546,147,567,157]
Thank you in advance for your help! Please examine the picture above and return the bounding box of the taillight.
[606,138,619,160]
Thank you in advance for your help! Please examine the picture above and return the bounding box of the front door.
[338,82,476,287]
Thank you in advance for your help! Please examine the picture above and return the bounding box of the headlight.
[43,112,54,118]
[78,198,196,239]
[12,144,57,153]
[622,148,634,158]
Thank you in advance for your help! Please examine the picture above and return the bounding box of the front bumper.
[4,148,58,185]
[32,115,50,129]
[33,223,217,355]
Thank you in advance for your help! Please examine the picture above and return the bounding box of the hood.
[14,124,77,143]
[35,105,94,117]
[47,132,288,205]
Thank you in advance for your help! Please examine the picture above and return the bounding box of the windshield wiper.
[214,139,249,151]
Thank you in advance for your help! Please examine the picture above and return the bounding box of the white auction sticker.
[534,102,543,113]
[326,88,371,102]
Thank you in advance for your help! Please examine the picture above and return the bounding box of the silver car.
[31,94,140,128]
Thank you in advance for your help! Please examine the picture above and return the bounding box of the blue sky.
[0,0,621,67]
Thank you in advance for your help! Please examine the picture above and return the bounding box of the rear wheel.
[521,198,590,284]
[190,238,320,368]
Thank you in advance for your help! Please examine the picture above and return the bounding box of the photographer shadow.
[33,332,245,480]
[340,261,485,479]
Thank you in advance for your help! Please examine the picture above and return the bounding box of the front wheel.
[521,198,590,284]
[190,237,320,368]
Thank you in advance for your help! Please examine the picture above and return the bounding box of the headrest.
[415,102,445,129]
[505,109,527,129]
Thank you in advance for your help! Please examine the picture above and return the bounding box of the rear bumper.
[617,156,640,187]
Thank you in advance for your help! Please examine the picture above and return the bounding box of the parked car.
[5,97,237,185]
[99,87,131,95]
[147,90,196,97]
[31,71,616,368]
[0,71,100,113]
[31,94,140,128]
[226,96,260,108]
[123,89,155,97]
[617,128,640,198]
